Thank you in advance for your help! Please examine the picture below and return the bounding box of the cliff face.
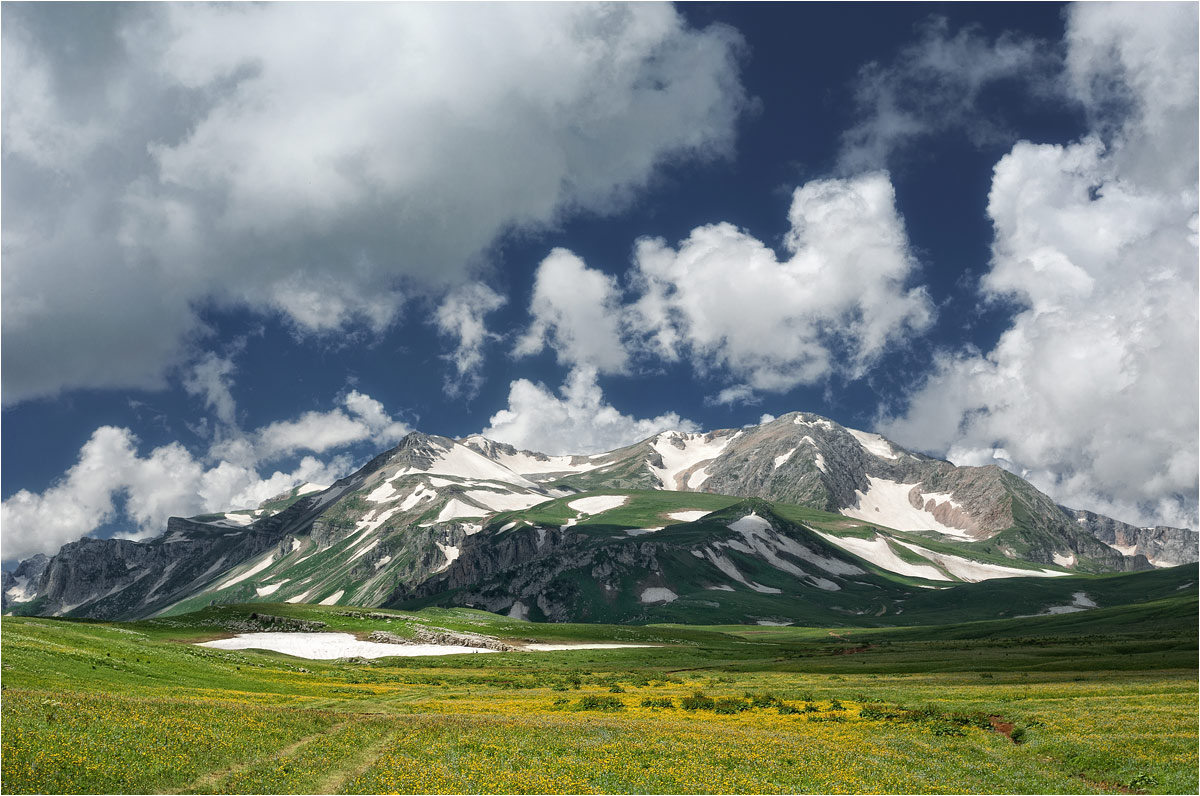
[1067,508,1199,567]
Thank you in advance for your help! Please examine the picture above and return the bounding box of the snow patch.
[626,527,663,536]
[639,587,678,603]
[498,521,518,533]
[296,482,327,496]
[842,477,973,538]
[706,584,734,592]
[285,589,315,604]
[846,428,899,460]
[1017,591,1098,617]
[701,547,782,593]
[814,532,951,581]
[374,555,392,570]
[755,620,793,626]
[436,499,485,522]
[350,539,381,562]
[434,542,460,572]
[727,513,862,581]
[217,553,277,591]
[464,490,546,513]
[199,632,494,659]
[400,484,437,512]
[5,576,35,603]
[894,540,1071,582]
[319,590,345,606]
[366,481,399,503]
[1105,541,1138,556]
[687,466,714,489]
[1052,552,1077,567]
[667,510,710,523]
[567,495,629,515]
[222,513,254,526]
[773,447,798,470]
[522,643,659,651]
[423,442,540,488]
[507,600,529,621]
[649,431,737,490]
[255,580,288,597]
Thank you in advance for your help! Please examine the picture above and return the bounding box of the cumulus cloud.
[251,391,410,461]
[513,249,630,373]
[630,172,934,396]
[881,3,1199,529]
[838,16,1061,172]
[434,283,507,398]
[482,367,697,455]
[1,2,746,404]
[182,352,238,427]
[1,390,410,561]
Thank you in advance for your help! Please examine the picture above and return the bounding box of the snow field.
[199,632,494,659]
[846,428,899,459]
[648,431,737,490]
[813,532,950,581]
[217,553,277,591]
[567,495,629,515]
[842,476,973,537]
[638,587,678,603]
[893,540,1069,582]
[319,590,345,606]
[667,510,710,523]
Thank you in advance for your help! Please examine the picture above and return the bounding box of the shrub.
[828,698,844,712]
[930,722,965,737]
[572,695,624,712]
[803,703,820,713]
[750,692,780,709]
[680,691,716,711]
[609,684,625,693]
[640,697,675,709]
[713,698,749,715]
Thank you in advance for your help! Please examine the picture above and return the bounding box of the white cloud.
[513,248,630,373]
[2,3,746,404]
[881,3,1199,529]
[838,16,1059,172]
[482,367,697,455]
[182,352,238,426]
[435,283,507,397]
[0,390,408,561]
[707,385,761,407]
[253,391,410,461]
[630,172,934,392]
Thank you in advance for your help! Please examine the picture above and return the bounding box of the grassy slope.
[2,596,1196,794]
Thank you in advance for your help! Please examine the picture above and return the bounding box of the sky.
[2,1,1197,565]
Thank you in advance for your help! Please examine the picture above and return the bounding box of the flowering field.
[1,600,1196,794]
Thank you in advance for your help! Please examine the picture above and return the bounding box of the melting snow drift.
[199,632,494,658]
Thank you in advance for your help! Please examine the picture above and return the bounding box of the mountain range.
[4,411,1196,623]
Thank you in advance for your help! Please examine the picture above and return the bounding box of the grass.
[2,596,1196,794]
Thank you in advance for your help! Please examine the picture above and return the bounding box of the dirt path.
[168,720,353,794]
[315,730,399,794]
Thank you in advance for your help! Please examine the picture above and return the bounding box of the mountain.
[4,411,1195,622]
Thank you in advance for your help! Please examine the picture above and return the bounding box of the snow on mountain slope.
[649,431,739,489]
[393,438,540,489]
[842,476,974,538]
[846,428,900,460]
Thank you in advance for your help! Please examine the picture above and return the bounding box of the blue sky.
[3,2,1197,564]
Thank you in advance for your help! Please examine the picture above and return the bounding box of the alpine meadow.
[2,2,1197,795]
